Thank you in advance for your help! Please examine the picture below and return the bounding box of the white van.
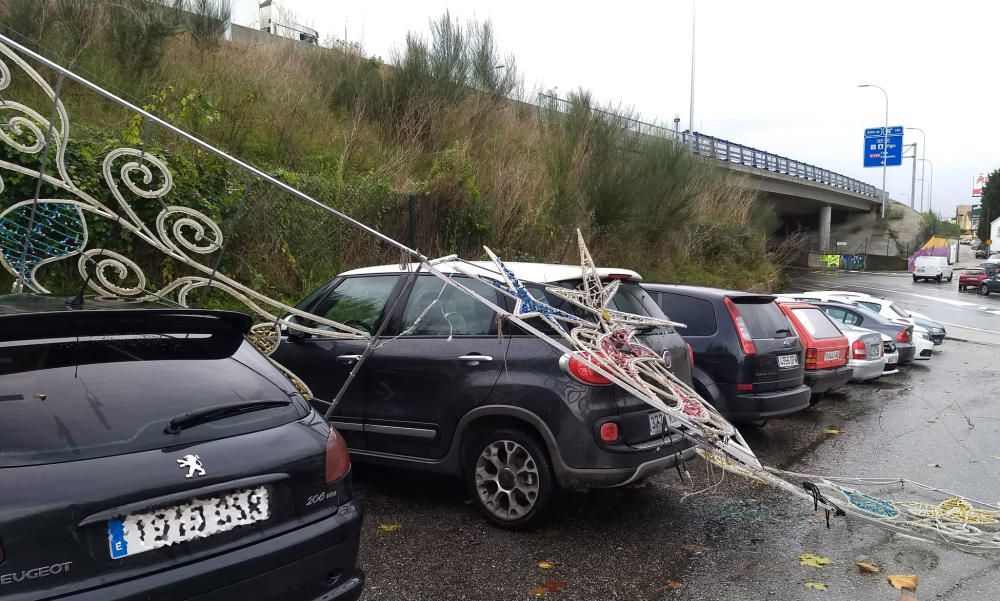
[913,255,953,283]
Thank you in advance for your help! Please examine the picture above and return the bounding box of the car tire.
[936,275,942,283]
[913,275,918,282]
[464,427,554,530]
[982,284,991,296]
[948,274,953,282]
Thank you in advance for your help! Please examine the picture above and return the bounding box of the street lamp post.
[919,158,934,218]
[858,84,889,218]
[906,127,927,211]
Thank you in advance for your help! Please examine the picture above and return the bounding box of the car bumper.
[803,365,854,394]
[913,337,935,360]
[48,503,364,601]
[849,357,886,381]
[896,344,917,364]
[724,384,812,422]
[556,439,699,489]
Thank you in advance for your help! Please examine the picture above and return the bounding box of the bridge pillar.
[818,205,832,252]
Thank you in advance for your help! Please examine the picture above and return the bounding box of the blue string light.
[0,202,86,291]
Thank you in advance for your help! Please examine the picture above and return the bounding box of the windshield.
[791,307,844,339]
[0,334,305,467]
[541,280,675,332]
[731,297,793,339]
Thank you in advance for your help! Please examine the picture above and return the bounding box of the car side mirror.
[282,315,311,341]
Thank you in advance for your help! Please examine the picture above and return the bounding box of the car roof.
[642,283,773,300]
[0,294,253,340]
[339,261,642,283]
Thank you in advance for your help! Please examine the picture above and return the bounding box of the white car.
[913,256,954,283]
[838,324,888,381]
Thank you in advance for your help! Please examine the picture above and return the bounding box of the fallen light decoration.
[1,34,999,553]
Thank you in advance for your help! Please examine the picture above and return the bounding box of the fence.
[538,93,880,200]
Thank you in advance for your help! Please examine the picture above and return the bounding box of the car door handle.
[458,354,493,365]
[336,354,362,364]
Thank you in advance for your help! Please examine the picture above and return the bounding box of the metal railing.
[538,93,881,200]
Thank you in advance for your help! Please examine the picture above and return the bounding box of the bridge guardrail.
[538,93,880,200]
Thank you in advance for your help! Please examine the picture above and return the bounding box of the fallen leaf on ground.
[887,575,918,591]
[804,582,828,591]
[823,428,844,435]
[681,543,705,555]
[991,456,1000,461]
[665,580,684,590]
[799,553,833,568]
[926,464,941,468]
[537,561,554,569]
[856,562,881,574]
[926,419,938,424]
[377,523,401,533]
[529,586,547,596]
[533,528,560,537]
[543,580,566,593]
[899,592,919,601]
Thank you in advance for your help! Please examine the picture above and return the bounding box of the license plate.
[777,354,799,368]
[824,350,840,362]
[107,486,270,559]
[648,412,682,436]
[886,354,898,365]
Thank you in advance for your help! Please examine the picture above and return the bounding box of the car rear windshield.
[539,280,674,332]
[966,269,985,275]
[731,297,793,339]
[0,332,305,467]
[790,307,844,339]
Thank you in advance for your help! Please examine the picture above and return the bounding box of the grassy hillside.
[0,2,786,304]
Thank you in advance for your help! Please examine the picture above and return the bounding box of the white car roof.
[339,261,643,284]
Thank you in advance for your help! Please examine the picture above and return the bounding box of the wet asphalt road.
[352,269,1000,601]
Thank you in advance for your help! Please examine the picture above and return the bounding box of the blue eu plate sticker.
[108,519,128,559]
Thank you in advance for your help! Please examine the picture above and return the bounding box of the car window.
[791,307,844,339]
[730,298,792,339]
[0,334,304,467]
[856,300,881,313]
[655,292,717,336]
[401,276,498,336]
[822,306,861,326]
[316,275,399,333]
[888,304,910,318]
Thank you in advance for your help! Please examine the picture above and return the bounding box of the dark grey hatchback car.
[0,296,363,601]
[273,262,697,529]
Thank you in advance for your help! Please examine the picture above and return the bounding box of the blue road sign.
[863,126,904,167]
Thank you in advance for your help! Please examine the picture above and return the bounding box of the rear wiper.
[164,400,292,434]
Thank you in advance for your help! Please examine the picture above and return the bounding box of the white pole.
[688,0,696,135]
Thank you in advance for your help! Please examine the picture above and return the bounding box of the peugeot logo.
[661,351,672,369]
[177,454,206,478]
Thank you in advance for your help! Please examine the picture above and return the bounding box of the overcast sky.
[233,0,997,218]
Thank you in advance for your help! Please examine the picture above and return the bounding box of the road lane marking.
[793,281,986,309]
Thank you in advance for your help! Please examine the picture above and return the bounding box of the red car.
[777,301,853,397]
[959,267,988,291]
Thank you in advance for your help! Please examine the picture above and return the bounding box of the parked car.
[913,255,954,283]
[808,301,917,364]
[983,261,1000,276]
[792,291,945,345]
[775,301,853,396]
[971,239,982,250]
[878,335,901,376]
[959,267,989,291]
[274,262,696,529]
[835,325,886,381]
[977,272,1000,296]
[0,295,364,601]
[976,248,990,259]
[643,285,810,425]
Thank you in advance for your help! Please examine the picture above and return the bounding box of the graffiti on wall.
[820,254,867,271]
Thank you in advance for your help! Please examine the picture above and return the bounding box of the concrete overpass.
[538,94,885,251]
[685,132,883,251]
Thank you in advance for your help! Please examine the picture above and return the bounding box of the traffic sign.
[863,126,904,167]
[987,239,993,246]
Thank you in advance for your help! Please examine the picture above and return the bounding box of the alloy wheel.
[474,440,540,521]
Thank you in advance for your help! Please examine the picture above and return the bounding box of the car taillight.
[736,383,753,391]
[599,422,620,442]
[852,339,867,359]
[687,343,694,367]
[805,348,817,369]
[565,354,613,385]
[723,297,757,355]
[896,328,911,343]
[325,427,351,484]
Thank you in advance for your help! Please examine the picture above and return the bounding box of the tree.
[977,168,1000,242]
